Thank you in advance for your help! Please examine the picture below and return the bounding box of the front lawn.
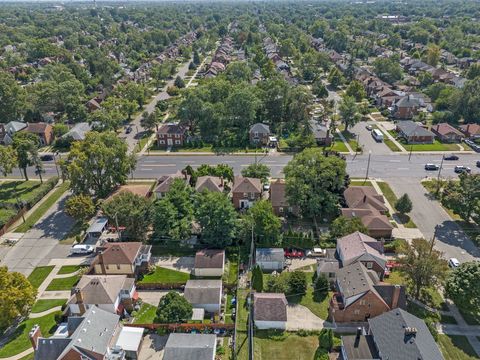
[0,181,50,204]
[377,181,417,228]
[132,302,157,324]
[138,266,190,284]
[57,265,82,274]
[16,181,70,233]
[31,299,66,313]
[0,311,60,358]
[45,275,80,291]
[438,335,478,360]
[402,139,460,152]
[27,266,54,289]
[328,137,349,152]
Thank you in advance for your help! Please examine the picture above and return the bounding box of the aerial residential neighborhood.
[1,1,480,360]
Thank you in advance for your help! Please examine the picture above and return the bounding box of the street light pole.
[365,150,371,181]
[436,155,445,194]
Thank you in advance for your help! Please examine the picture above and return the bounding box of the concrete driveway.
[139,334,168,360]
[287,258,317,271]
[352,121,392,155]
[154,256,194,274]
[286,304,332,331]
[137,290,173,306]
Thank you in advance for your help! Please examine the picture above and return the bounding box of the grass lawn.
[349,179,372,186]
[329,137,349,152]
[384,138,403,152]
[438,335,478,360]
[0,311,60,358]
[403,139,460,152]
[60,221,88,245]
[57,265,82,274]
[31,299,66,313]
[253,331,319,360]
[290,287,331,320]
[16,181,70,233]
[0,207,17,227]
[45,275,80,291]
[235,289,250,360]
[407,301,456,324]
[0,181,49,204]
[377,181,417,228]
[223,251,239,285]
[18,354,34,360]
[133,302,157,324]
[27,266,54,289]
[138,266,190,284]
[134,131,153,153]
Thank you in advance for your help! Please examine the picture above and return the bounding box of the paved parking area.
[154,256,194,273]
[287,258,317,271]
[138,334,168,360]
[137,290,173,306]
[286,304,331,330]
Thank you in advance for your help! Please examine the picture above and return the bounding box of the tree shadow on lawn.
[0,181,42,202]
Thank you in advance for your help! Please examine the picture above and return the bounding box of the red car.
[284,249,305,258]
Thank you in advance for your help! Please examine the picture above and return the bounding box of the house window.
[328,272,335,278]
[254,131,259,137]
[117,264,121,270]
[366,262,373,269]
[243,192,248,198]
[175,140,180,145]
[159,140,165,144]
[279,207,284,213]
[167,134,172,138]
[175,134,180,138]
[359,299,366,305]
[105,265,110,270]
[354,309,360,315]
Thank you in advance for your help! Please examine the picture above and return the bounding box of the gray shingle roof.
[194,249,225,269]
[254,293,288,321]
[163,334,216,360]
[184,280,222,305]
[368,309,444,360]
[63,122,91,141]
[256,248,285,263]
[336,262,380,299]
[396,121,434,138]
[249,123,270,134]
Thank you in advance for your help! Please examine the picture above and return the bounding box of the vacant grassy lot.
[45,275,80,291]
[438,335,478,360]
[0,311,60,358]
[31,299,66,313]
[16,181,70,232]
[138,266,190,284]
[253,331,319,360]
[27,266,55,289]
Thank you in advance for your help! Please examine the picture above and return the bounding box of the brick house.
[431,123,463,143]
[269,179,299,216]
[392,96,420,119]
[396,120,435,144]
[23,122,54,146]
[459,123,480,139]
[249,123,270,145]
[232,176,262,209]
[156,123,186,148]
[154,171,190,198]
[329,262,406,323]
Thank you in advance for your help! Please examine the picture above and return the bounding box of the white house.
[184,279,222,314]
[254,293,288,329]
[194,249,225,277]
[255,248,285,271]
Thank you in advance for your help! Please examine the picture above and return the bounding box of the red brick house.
[232,176,262,209]
[431,123,463,143]
[269,179,299,216]
[396,120,435,144]
[392,96,420,119]
[249,123,270,146]
[329,262,406,323]
[459,123,480,139]
[156,123,186,148]
[23,122,54,146]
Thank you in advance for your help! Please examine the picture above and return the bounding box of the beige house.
[94,242,152,277]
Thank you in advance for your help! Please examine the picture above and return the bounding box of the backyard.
[253,331,320,360]
[138,266,190,284]
[132,302,157,324]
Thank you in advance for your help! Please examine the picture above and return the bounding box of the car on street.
[454,165,471,174]
[424,163,440,171]
[284,249,305,258]
[444,154,459,160]
[366,124,373,131]
[125,126,133,134]
[448,257,460,268]
[34,168,46,175]
[70,244,94,255]
[40,154,54,161]
[476,161,480,168]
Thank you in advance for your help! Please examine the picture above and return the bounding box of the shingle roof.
[336,262,380,299]
[396,121,435,138]
[256,248,285,263]
[69,275,131,306]
[368,309,444,360]
[232,176,262,193]
[163,334,216,360]
[195,176,224,193]
[24,122,51,134]
[344,186,388,213]
[184,280,222,305]
[254,293,288,322]
[269,179,288,207]
[154,171,186,193]
[98,242,142,265]
[63,122,91,141]
[431,123,463,137]
[194,249,225,269]
[341,334,379,359]
[459,123,480,136]
[5,121,27,134]
[336,231,386,267]
[158,123,186,135]
[250,123,270,134]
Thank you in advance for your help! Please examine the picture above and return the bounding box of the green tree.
[284,148,346,222]
[327,67,344,89]
[195,191,237,247]
[395,193,413,215]
[424,44,441,66]
[63,132,136,198]
[345,80,366,102]
[0,146,17,176]
[467,63,480,80]
[156,291,192,323]
[246,200,281,246]
[0,72,26,121]
[241,163,270,183]
[52,123,69,138]
[65,194,95,222]
[0,266,36,331]
[330,216,367,240]
[318,329,334,351]
[251,265,264,292]
[140,110,161,132]
[398,238,449,299]
[287,270,307,295]
[13,132,40,181]
[312,80,329,99]
[445,262,480,311]
[101,192,152,240]
[174,75,185,88]
[339,96,360,130]
[314,274,330,301]
[265,275,288,293]
[442,174,480,224]
[373,58,403,83]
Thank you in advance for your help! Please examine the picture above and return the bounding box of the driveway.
[139,334,168,360]
[137,290,173,306]
[154,256,194,274]
[351,121,392,155]
[286,304,331,330]
[287,258,317,271]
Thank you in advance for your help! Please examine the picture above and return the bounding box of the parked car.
[40,154,54,161]
[444,154,459,160]
[454,165,471,174]
[263,183,270,191]
[448,258,460,268]
[70,244,94,255]
[306,248,326,257]
[125,126,133,134]
[284,249,305,258]
[366,124,373,131]
[424,163,439,171]
[477,161,480,168]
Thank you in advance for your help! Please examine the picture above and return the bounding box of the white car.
[70,244,94,255]
[448,258,460,268]
[263,183,270,191]
[306,247,326,257]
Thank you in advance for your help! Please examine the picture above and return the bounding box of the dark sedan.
[444,154,459,161]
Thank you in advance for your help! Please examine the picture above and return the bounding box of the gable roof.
[63,122,91,141]
[431,123,463,137]
[344,186,388,213]
[98,242,142,265]
[158,123,186,135]
[5,121,27,134]
[155,171,186,193]
[341,209,393,232]
[184,280,222,305]
[368,309,444,360]
[24,122,51,134]
[232,176,262,193]
[254,293,288,322]
[336,231,386,268]
[269,179,288,207]
[395,96,420,108]
[459,123,480,136]
[69,275,132,305]
[336,262,380,300]
[256,248,285,263]
[194,249,225,269]
[250,123,270,134]
[163,334,216,360]
[195,176,224,193]
[396,121,435,138]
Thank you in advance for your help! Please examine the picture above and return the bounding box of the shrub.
[318,328,334,351]
[287,271,307,295]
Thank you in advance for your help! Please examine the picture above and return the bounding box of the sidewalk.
[372,118,407,153]
[336,129,354,155]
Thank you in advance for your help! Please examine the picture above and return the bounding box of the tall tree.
[65,194,95,222]
[0,146,17,177]
[195,191,237,247]
[156,291,192,323]
[251,265,264,292]
[0,72,26,121]
[330,216,367,239]
[13,132,40,181]
[445,262,480,311]
[140,110,161,132]
[398,238,449,299]
[442,174,480,224]
[345,80,366,102]
[395,194,413,215]
[241,163,270,183]
[327,67,344,89]
[425,44,441,66]
[339,96,360,130]
[246,200,281,246]
[63,132,136,198]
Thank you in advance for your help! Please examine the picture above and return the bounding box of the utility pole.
[436,155,444,194]
[365,150,371,181]
[408,144,413,161]
[248,223,255,360]
[430,225,439,253]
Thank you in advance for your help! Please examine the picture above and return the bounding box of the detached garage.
[184,279,222,314]
[256,248,285,271]
[194,249,225,277]
[254,293,288,329]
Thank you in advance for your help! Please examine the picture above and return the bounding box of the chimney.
[363,195,367,203]
[405,327,417,336]
[74,288,86,315]
[29,324,42,350]
[356,327,362,340]
[98,251,107,274]
[392,284,401,309]
[220,177,224,187]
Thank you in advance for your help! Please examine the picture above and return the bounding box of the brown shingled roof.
[232,176,262,193]
[24,122,51,134]
[98,242,142,265]
[194,249,225,269]
[254,293,287,322]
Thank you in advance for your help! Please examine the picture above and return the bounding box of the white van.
[371,129,384,142]
[70,244,94,255]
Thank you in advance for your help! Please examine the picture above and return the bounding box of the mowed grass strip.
[45,275,80,291]
[27,266,55,289]
[31,299,66,313]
